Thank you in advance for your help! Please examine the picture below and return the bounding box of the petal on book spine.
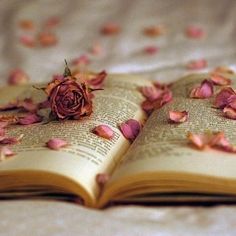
[92,125,114,140]
[119,119,141,142]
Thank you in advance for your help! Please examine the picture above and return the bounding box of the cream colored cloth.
[1,0,236,235]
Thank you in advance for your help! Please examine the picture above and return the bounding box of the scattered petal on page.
[18,113,43,125]
[0,146,15,161]
[19,35,36,48]
[213,66,235,75]
[223,106,236,120]
[169,110,189,123]
[0,134,23,145]
[143,46,159,55]
[46,138,68,150]
[186,59,207,70]
[101,22,120,35]
[214,87,236,109]
[187,132,213,149]
[189,79,213,99]
[185,25,205,39]
[119,119,141,142]
[8,69,30,85]
[71,55,90,66]
[87,71,107,89]
[38,32,58,47]
[19,19,34,30]
[92,125,114,140]
[0,115,19,125]
[44,16,60,28]
[141,100,154,115]
[96,173,110,187]
[210,73,231,86]
[140,86,162,102]
[143,25,166,37]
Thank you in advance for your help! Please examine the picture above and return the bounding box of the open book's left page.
[0,74,150,207]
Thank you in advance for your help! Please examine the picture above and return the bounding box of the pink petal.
[144,46,159,55]
[169,110,189,123]
[186,59,207,70]
[141,100,154,115]
[87,71,107,89]
[189,79,214,99]
[71,55,90,66]
[119,119,141,142]
[18,113,43,125]
[44,16,60,28]
[187,132,208,149]
[46,138,68,150]
[0,134,23,145]
[92,125,114,140]
[0,146,15,161]
[101,22,120,35]
[19,35,36,47]
[185,25,205,39]
[143,25,166,37]
[19,20,34,30]
[140,86,163,102]
[96,173,110,187]
[223,106,236,120]
[214,87,236,109]
[8,69,30,85]
[38,32,58,47]
[210,73,231,86]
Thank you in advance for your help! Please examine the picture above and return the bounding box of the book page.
[102,73,236,202]
[0,74,151,206]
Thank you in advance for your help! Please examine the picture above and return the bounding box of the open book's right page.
[100,73,236,204]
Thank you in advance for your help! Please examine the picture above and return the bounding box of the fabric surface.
[0,0,236,235]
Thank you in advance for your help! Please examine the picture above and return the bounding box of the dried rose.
[189,79,214,99]
[8,69,30,85]
[186,59,207,70]
[169,110,188,123]
[214,87,236,109]
[45,64,93,120]
[46,138,68,150]
[92,125,114,140]
[210,73,231,86]
[119,119,141,142]
[185,25,205,39]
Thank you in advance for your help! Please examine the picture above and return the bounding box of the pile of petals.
[187,131,236,153]
[140,83,173,115]
[214,87,236,119]
[168,110,188,123]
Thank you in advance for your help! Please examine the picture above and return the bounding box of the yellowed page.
[100,73,236,205]
[0,74,150,207]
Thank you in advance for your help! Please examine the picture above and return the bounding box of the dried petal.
[0,146,15,161]
[169,110,188,123]
[96,173,110,187]
[144,46,159,55]
[92,125,114,140]
[71,55,90,66]
[19,35,36,47]
[186,59,207,70]
[210,73,231,86]
[19,19,35,30]
[213,66,235,75]
[20,98,38,112]
[190,79,214,99]
[143,25,166,37]
[44,16,60,28]
[119,119,141,142]
[223,106,236,120]
[187,132,208,149]
[140,86,162,102]
[87,71,107,89]
[0,115,19,125]
[46,138,68,150]
[185,25,205,39]
[214,87,236,109]
[0,122,8,129]
[18,113,43,125]
[8,69,30,85]
[101,22,120,35]
[38,32,58,47]
[0,134,23,145]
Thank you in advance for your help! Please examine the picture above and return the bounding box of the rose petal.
[96,173,110,187]
[19,20,34,30]
[0,134,23,145]
[143,25,166,37]
[92,125,114,140]
[87,71,107,89]
[20,98,38,112]
[144,46,159,55]
[223,106,236,120]
[210,73,231,86]
[8,69,30,85]
[185,25,205,39]
[46,138,68,150]
[187,132,208,149]
[44,16,60,28]
[140,86,163,102]
[71,55,90,66]
[214,87,236,109]
[141,100,154,115]
[186,59,207,70]
[119,119,141,142]
[0,146,15,161]
[190,79,214,99]
[0,122,8,129]
[0,115,19,125]
[18,113,43,125]
[19,35,36,47]
[101,22,120,35]
[169,110,189,123]
[213,66,235,75]
[38,32,58,47]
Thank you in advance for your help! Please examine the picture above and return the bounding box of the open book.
[0,72,236,208]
